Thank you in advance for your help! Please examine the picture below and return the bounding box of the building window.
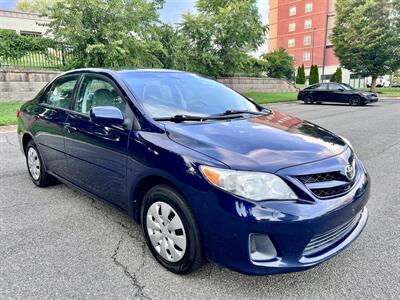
[289,6,296,16]
[289,23,296,32]
[303,51,311,61]
[305,3,313,13]
[288,38,295,48]
[304,35,312,46]
[304,19,312,29]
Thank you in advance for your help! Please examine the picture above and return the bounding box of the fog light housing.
[249,233,277,262]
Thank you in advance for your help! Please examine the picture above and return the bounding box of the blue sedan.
[17,69,369,275]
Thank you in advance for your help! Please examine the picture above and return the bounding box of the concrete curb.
[0,125,17,133]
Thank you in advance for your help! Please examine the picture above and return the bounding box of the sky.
[1,0,268,25]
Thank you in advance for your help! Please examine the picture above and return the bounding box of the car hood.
[165,111,347,173]
[354,90,377,97]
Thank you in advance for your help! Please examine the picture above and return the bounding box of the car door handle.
[64,123,77,133]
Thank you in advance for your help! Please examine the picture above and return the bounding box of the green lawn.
[244,92,298,104]
[0,101,23,126]
[358,87,400,98]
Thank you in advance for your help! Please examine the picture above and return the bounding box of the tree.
[16,0,60,14]
[335,67,342,83]
[48,0,165,68]
[181,0,267,77]
[309,65,319,84]
[330,67,342,82]
[151,24,190,71]
[261,48,294,79]
[296,64,306,84]
[331,0,400,91]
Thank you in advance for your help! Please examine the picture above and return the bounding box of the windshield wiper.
[154,114,242,123]
[213,109,271,117]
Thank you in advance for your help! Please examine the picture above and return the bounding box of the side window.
[43,76,79,109]
[329,84,341,90]
[315,84,328,90]
[75,76,125,115]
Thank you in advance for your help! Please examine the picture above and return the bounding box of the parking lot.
[1,99,399,299]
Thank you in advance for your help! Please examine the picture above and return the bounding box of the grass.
[244,92,298,104]
[0,101,22,126]
[358,87,400,98]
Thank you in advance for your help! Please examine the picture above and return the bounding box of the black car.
[298,83,378,105]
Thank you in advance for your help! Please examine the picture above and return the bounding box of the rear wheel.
[25,140,55,187]
[141,185,204,274]
[349,95,361,106]
[304,95,314,104]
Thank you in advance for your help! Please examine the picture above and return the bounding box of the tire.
[25,140,55,187]
[349,95,361,106]
[304,95,313,104]
[141,184,204,274]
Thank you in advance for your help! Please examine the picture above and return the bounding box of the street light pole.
[322,13,335,83]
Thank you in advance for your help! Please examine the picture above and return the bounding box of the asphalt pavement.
[1,99,399,299]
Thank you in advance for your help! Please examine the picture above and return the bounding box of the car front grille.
[296,168,356,199]
[310,183,353,198]
[303,213,361,257]
[297,172,344,184]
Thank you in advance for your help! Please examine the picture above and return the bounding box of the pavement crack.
[111,237,152,300]
[364,141,400,161]
[4,135,19,147]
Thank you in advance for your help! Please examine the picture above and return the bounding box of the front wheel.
[349,95,362,106]
[25,140,55,187]
[304,95,314,104]
[141,185,204,274]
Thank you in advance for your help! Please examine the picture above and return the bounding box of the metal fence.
[0,47,76,70]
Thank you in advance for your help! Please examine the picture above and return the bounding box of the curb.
[0,125,17,133]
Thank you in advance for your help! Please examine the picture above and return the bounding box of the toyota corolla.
[17,69,369,275]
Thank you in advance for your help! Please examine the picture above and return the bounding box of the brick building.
[268,0,364,86]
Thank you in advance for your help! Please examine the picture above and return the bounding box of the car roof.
[60,68,186,77]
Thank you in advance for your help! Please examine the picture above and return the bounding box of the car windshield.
[119,71,258,118]
[341,83,354,91]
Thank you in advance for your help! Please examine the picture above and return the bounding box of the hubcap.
[146,201,187,262]
[27,147,40,180]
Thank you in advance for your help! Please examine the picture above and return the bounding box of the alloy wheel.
[146,201,187,262]
[27,147,41,180]
[304,95,313,104]
[349,96,361,106]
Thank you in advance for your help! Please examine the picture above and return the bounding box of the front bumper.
[364,96,379,103]
[188,152,370,275]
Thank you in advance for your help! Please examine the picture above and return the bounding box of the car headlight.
[362,92,370,96]
[199,166,297,201]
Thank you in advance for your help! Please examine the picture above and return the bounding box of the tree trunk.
[370,75,377,92]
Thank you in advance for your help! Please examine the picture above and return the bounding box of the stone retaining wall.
[0,70,296,102]
[217,77,296,93]
[0,70,61,101]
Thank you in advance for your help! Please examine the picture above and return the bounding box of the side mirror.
[90,106,124,124]
[338,88,344,92]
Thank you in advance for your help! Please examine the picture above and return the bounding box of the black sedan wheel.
[349,95,362,106]
[304,95,313,104]
[141,184,204,274]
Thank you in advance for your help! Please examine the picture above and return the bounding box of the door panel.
[311,84,328,101]
[32,75,80,177]
[32,105,69,177]
[327,84,348,103]
[64,113,129,205]
[64,74,130,207]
